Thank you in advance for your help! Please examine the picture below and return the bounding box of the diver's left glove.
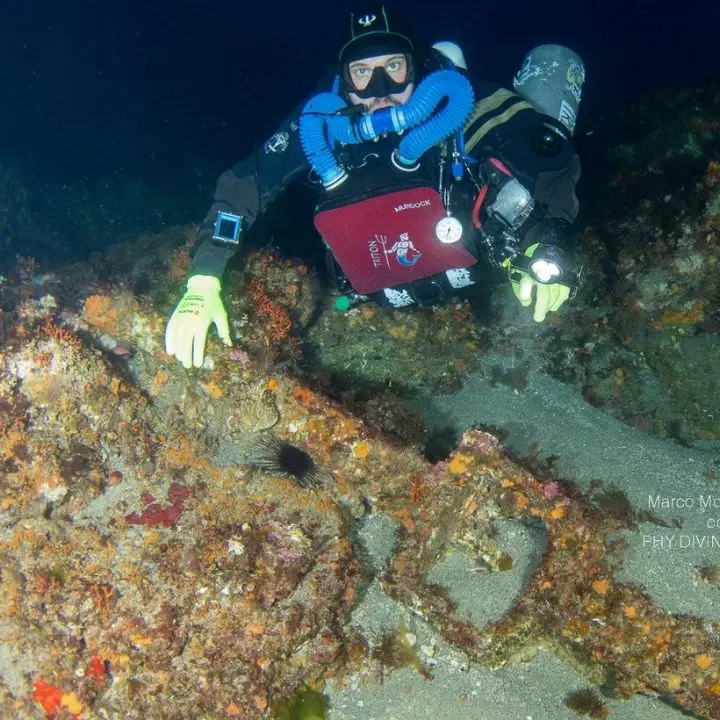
[165,275,232,368]
[509,243,571,322]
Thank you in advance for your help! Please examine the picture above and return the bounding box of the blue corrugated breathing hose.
[299,70,474,188]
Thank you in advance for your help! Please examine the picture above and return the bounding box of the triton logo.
[358,14,376,27]
[394,199,431,213]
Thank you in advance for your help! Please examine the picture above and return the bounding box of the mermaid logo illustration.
[384,231,422,267]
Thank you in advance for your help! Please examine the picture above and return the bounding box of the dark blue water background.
[0,0,718,260]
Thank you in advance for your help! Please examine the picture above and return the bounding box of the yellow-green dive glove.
[509,244,571,323]
[165,275,231,368]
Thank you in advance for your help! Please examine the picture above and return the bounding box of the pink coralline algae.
[543,481,562,502]
[124,485,193,527]
[227,347,252,367]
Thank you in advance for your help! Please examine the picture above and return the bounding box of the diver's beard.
[366,95,403,112]
[368,97,402,112]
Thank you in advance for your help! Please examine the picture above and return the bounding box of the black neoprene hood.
[339,5,415,64]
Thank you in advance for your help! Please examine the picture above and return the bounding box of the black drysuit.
[189,71,582,299]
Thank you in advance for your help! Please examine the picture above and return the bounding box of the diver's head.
[339,5,417,112]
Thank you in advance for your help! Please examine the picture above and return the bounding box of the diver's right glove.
[511,269,570,322]
[165,275,231,369]
[508,243,572,322]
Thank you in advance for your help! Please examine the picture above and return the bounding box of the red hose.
[472,185,488,229]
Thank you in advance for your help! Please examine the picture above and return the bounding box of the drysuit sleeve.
[189,103,311,278]
[464,81,581,251]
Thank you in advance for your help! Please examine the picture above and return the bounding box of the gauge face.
[435,215,463,244]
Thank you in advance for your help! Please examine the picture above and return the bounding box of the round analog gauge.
[435,215,463,244]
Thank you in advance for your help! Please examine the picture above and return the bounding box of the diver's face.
[347,53,414,112]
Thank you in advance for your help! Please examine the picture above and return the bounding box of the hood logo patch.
[358,14,377,28]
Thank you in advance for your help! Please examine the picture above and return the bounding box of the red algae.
[124,485,193,527]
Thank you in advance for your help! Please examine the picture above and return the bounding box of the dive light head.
[510,245,582,290]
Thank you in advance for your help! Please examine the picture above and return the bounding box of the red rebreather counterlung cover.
[314,188,476,294]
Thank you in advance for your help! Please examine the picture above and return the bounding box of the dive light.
[508,245,582,292]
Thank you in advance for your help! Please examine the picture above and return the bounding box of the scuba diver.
[165,4,585,369]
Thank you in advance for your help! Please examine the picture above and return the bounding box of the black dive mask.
[343,55,415,100]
